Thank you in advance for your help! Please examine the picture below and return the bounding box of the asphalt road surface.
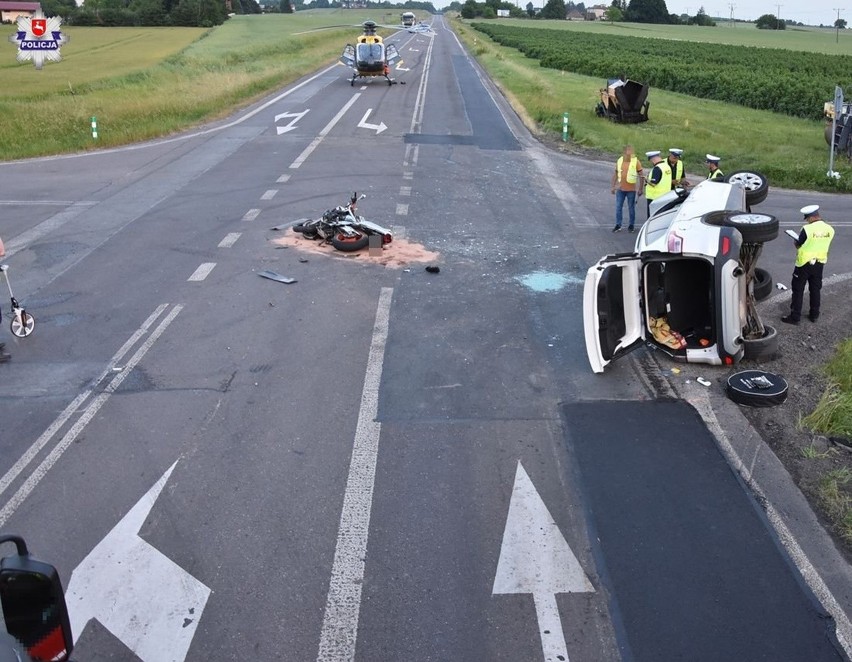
[1,15,850,662]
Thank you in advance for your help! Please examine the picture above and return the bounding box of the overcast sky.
[664,1,843,25]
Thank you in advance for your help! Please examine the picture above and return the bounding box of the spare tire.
[724,170,770,206]
[753,267,773,302]
[701,210,779,244]
[742,324,778,361]
[726,369,788,407]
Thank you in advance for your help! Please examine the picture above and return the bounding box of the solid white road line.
[218,233,242,248]
[0,305,183,528]
[290,94,361,170]
[316,287,393,662]
[0,304,171,502]
[188,263,216,281]
[2,201,98,259]
[242,208,261,222]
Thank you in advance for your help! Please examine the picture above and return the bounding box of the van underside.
[644,258,716,356]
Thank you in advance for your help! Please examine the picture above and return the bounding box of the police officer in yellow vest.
[667,148,687,188]
[644,150,671,217]
[781,205,835,325]
[611,144,644,232]
[705,154,724,181]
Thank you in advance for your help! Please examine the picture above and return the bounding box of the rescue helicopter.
[338,19,432,86]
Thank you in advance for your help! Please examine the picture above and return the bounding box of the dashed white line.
[403,171,413,180]
[277,174,291,183]
[188,263,216,281]
[395,203,409,216]
[399,186,411,197]
[261,189,278,200]
[242,208,261,222]
[218,233,242,248]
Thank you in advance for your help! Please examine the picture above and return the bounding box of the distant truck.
[824,98,852,160]
[401,11,415,27]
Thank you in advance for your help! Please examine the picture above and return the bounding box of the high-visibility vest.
[616,156,640,185]
[796,220,835,266]
[645,161,672,200]
[669,159,684,187]
[707,168,724,181]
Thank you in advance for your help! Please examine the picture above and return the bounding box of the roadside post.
[91,116,98,140]
[562,112,569,142]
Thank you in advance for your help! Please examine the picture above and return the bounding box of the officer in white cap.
[643,150,671,217]
[781,205,835,324]
[666,148,687,189]
[705,154,724,181]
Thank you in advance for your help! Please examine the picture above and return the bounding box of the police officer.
[781,205,835,325]
[667,148,687,188]
[644,150,671,217]
[705,154,724,181]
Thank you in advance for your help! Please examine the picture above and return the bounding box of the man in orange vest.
[781,205,835,325]
[610,144,644,232]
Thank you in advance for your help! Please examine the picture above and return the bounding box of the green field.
[489,18,852,55]
[456,18,852,193]
[0,11,396,159]
[1,11,851,193]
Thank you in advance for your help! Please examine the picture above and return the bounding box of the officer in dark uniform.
[781,205,835,325]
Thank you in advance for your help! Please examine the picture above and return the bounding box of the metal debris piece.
[258,270,297,284]
[697,377,711,387]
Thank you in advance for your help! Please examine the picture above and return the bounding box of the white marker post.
[493,462,594,662]
[66,462,211,662]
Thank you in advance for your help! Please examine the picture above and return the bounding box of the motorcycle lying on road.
[291,193,393,252]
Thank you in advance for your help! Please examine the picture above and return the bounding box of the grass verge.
[452,18,852,193]
[0,12,390,160]
[804,339,852,542]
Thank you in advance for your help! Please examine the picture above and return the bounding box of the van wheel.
[726,369,788,407]
[723,170,769,206]
[742,324,778,361]
[701,210,779,244]
[753,267,773,302]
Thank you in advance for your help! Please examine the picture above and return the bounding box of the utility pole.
[835,8,844,43]
[775,4,782,21]
[728,2,735,26]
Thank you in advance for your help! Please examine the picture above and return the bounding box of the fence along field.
[470,23,852,121]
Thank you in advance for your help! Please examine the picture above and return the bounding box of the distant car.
[583,177,778,373]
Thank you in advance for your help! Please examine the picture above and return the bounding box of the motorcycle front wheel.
[331,233,369,252]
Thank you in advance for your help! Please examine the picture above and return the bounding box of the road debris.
[258,270,297,284]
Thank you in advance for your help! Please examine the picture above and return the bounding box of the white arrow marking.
[493,461,594,662]
[357,109,387,135]
[274,109,309,135]
[67,462,211,662]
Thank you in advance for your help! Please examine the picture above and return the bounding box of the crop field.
[0,11,394,159]
[471,23,852,120]
[489,17,852,55]
[458,19,852,192]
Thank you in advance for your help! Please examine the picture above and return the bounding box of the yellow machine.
[339,21,403,86]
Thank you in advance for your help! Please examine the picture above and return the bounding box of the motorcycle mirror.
[0,536,73,662]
